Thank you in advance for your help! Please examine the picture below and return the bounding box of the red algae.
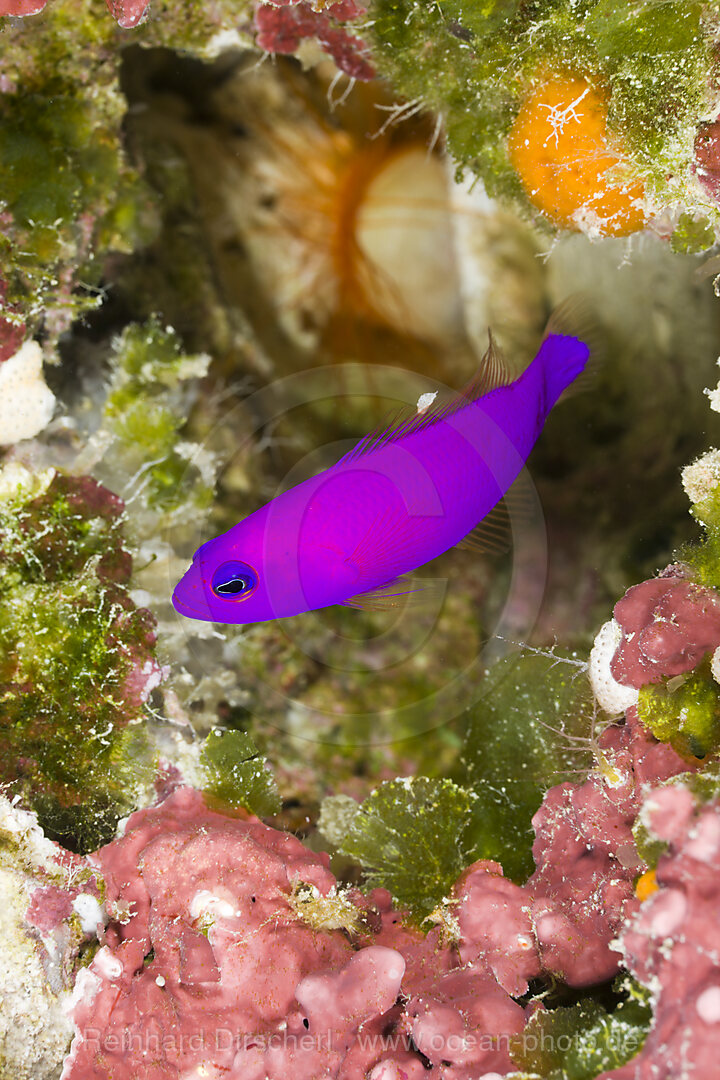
[254,0,375,80]
[599,790,720,1080]
[0,0,150,23]
[53,708,700,1080]
[611,567,720,688]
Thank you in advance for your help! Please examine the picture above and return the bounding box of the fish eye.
[210,561,258,600]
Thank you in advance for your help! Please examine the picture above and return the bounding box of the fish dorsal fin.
[337,333,518,467]
[457,471,536,556]
[343,575,447,612]
[459,331,516,403]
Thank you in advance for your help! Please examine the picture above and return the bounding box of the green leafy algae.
[684,475,720,589]
[509,980,651,1078]
[459,650,594,882]
[0,65,152,333]
[670,213,717,256]
[637,661,720,759]
[340,776,478,922]
[201,729,281,817]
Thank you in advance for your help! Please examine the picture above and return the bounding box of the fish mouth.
[171,586,212,622]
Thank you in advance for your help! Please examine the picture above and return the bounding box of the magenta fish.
[172,331,589,624]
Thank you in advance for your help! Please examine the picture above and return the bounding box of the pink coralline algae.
[0,0,149,26]
[0,279,25,364]
[694,119,720,205]
[452,710,697,993]
[254,1,376,80]
[57,705,702,1080]
[0,0,45,13]
[610,567,720,688]
[599,788,720,1080]
[372,890,524,1077]
[62,787,531,1080]
[104,0,149,28]
[63,786,379,1079]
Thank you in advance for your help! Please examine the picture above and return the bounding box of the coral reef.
[42,782,653,1079]
[369,0,720,247]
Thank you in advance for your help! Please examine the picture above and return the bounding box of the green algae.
[0,467,157,850]
[0,69,152,334]
[103,319,212,515]
[684,480,720,590]
[670,213,717,256]
[458,650,595,882]
[370,0,718,234]
[340,776,478,922]
[637,661,720,759]
[509,978,651,1079]
[0,0,257,340]
[201,729,281,816]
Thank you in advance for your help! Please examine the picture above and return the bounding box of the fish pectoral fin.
[458,503,512,555]
[342,575,446,613]
[458,471,538,556]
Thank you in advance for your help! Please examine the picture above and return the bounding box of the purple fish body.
[172,334,589,624]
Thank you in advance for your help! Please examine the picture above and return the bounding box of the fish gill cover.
[2,2,720,1079]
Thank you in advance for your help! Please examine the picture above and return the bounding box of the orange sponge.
[635,869,659,902]
[508,78,646,237]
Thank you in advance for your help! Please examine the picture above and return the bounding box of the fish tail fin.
[539,295,600,405]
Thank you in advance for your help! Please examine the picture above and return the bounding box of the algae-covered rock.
[638,662,720,760]
[0,463,160,848]
[508,982,651,1079]
[369,0,720,245]
[0,795,78,1080]
[201,728,281,816]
